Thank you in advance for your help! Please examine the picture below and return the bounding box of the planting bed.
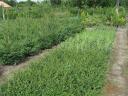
[0,26,115,96]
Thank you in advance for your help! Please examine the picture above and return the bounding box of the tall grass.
[0,9,83,65]
[0,26,115,96]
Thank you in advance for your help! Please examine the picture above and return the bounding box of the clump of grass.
[0,26,115,96]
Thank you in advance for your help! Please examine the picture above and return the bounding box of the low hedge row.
[0,17,83,65]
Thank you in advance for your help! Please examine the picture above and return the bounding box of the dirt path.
[0,46,57,85]
[105,27,128,96]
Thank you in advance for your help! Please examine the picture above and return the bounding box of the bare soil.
[105,27,128,96]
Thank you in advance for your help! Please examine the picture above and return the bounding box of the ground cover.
[0,26,115,96]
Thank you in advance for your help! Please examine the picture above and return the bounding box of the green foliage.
[5,4,52,19]
[50,0,61,5]
[0,26,115,96]
[0,8,83,65]
[121,0,128,7]
[1,3,126,26]
[16,1,36,7]
[104,7,126,26]
[81,12,102,26]
[80,7,126,26]
[65,0,116,8]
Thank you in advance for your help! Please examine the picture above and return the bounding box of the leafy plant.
[80,7,126,26]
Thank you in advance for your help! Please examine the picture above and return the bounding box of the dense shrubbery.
[0,9,83,65]
[80,7,126,26]
[4,4,51,19]
[0,26,115,96]
[0,2,126,65]
[63,0,122,8]
[0,2,126,26]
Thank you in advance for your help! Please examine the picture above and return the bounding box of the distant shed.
[0,1,11,9]
[0,1,11,20]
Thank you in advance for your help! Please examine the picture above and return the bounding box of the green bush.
[104,7,126,26]
[65,0,116,8]
[0,13,83,65]
[80,7,126,26]
[81,12,102,26]
[0,26,115,96]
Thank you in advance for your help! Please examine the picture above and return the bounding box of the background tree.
[66,0,116,8]
[50,0,61,5]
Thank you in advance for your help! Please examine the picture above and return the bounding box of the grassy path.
[0,46,57,85]
[105,27,128,96]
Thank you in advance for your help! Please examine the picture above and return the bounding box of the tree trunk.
[116,0,120,16]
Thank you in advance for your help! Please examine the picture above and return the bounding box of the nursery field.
[0,6,126,66]
[0,9,83,65]
[0,0,128,95]
[0,26,115,96]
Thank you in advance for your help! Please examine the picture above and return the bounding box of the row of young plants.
[0,10,83,65]
[0,4,126,26]
[0,26,115,96]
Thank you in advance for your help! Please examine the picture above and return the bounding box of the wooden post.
[2,6,5,20]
